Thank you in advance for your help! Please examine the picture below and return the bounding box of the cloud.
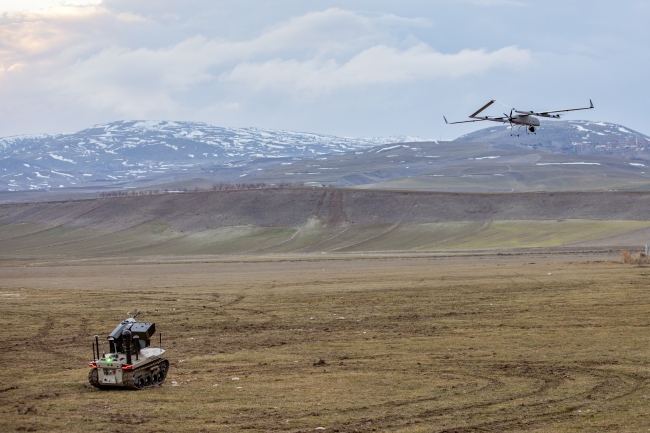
[0,3,548,137]
[18,7,530,117]
[461,0,524,5]
[222,44,530,96]
[52,36,218,115]
[0,4,144,67]
[0,1,102,14]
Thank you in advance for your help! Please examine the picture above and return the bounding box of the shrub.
[621,251,650,265]
[621,251,632,263]
[99,181,303,199]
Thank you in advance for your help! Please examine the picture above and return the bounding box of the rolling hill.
[3,120,650,200]
[455,120,650,159]
[0,120,423,192]
[247,140,650,192]
[2,188,650,258]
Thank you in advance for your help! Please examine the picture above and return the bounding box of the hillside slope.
[0,121,423,191]
[4,119,650,196]
[2,188,650,257]
[249,141,650,192]
[455,120,650,159]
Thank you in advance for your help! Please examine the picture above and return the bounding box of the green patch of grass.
[2,219,650,258]
[132,226,298,255]
[441,220,650,249]
[150,222,170,235]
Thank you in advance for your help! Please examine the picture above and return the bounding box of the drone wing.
[515,100,594,118]
[445,100,505,124]
[444,116,508,124]
[444,117,487,124]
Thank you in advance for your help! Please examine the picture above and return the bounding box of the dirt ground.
[1,252,649,432]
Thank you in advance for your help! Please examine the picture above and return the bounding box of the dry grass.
[1,254,650,432]
[2,220,650,258]
[621,251,650,265]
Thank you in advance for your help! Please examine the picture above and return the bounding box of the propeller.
[503,109,517,136]
[502,109,514,125]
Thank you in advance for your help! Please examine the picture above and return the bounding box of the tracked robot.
[88,310,169,390]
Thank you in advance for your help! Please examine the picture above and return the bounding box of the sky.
[0,0,648,140]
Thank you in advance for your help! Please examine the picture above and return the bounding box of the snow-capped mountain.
[0,121,424,191]
[456,120,650,158]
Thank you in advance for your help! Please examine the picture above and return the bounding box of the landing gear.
[509,124,522,137]
[509,125,537,136]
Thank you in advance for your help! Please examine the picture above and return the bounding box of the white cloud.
[53,37,218,114]
[0,1,101,14]
[461,0,524,5]
[28,7,530,117]
[8,1,637,139]
[0,4,143,67]
[222,44,530,96]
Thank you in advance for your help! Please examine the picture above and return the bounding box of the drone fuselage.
[474,114,541,126]
[510,115,540,127]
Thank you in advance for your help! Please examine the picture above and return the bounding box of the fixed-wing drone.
[444,99,594,135]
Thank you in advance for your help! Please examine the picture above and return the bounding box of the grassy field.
[1,254,650,432]
[1,219,649,258]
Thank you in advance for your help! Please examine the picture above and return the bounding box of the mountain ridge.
[0,120,426,191]
[455,120,650,159]
[3,119,650,195]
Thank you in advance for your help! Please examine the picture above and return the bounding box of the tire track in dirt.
[252,191,351,254]
[219,295,245,308]
[36,317,55,340]
[285,190,351,252]
[324,190,347,226]
[418,219,493,251]
[331,372,506,417]
[1,227,102,253]
[0,201,112,242]
[2,225,186,257]
[233,191,332,254]
[0,222,60,242]
[0,201,67,225]
[312,190,328,217]
[243,226,304,254]
[328,222,400,253]
[438,366,641,432]
[329,196,420,252]
[291,225,352,253]
[13,315,94,363]
[319,362,646,433]
[90,232,192,256]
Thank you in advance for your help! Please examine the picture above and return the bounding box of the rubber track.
[88,368,109,390]
[88,358,169,390]
[122,358,169,390]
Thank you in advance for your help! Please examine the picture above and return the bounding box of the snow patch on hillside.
[0,121,428,191]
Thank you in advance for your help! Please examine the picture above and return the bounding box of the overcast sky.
[0,0,647,139]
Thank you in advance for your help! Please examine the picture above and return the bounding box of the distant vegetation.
[97,181,304,198]
[621,251,650,265]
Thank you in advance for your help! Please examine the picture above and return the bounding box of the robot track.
[88,368,110,390]
[123,358,170,390]
[88,358,169,390]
